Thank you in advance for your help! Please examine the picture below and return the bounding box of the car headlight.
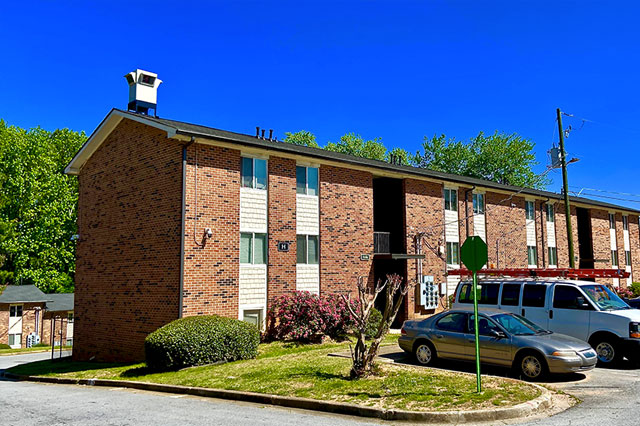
[630,322,640,339]
[551,350,579,359]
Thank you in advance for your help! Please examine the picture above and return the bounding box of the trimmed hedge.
[145,315,260,371]
[0,343,10,349]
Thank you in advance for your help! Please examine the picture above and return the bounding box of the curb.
[1,371,552,423]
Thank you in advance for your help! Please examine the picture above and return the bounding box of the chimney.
[124,69,162,116]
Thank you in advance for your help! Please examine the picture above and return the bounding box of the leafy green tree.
[325,133,387,161]
[413,131,547,189]
[0,120,86,292]
[283,130,319,148]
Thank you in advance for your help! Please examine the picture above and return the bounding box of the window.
[444,188,457,211]
[243,309,263,327]
[611,249,619,266]
[469,315,502,336]
[623,216,629,231]
[501,284,521,306]
[626,250,632,266]
[66,338,74,346]
[546,204,554,222]
[472,193,485,215]
[525,201,535,220]
[9,305,22,317]
[609,213,616,230]
[140,74,156,86]
[553,285,592,310]
[548,247,557,266]
[240,233,267,264]
[527,246,537,266]
[458,283,499,305]
[446,242,459,265]
[8,334,21,347]
[241,157,267,190]
[522,284,546,307]
[297,235,319,264]
[296,166,318,196]
[435,312,467,333]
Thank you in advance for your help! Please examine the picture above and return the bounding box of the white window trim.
[240,232,268,265]
[297,234,319,265]
[472,192,485,215]
[296,165,319,196]
[241,156,268,190]
[444,188,458,212]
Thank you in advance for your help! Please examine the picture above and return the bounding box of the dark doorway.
[373,258,407,328]
[577,208,594,269]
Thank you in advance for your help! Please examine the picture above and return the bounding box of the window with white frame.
[546,204,555,222]
[609,213,616,229]
[241,157,267,190]
[242,309,263,327]
[626,250,632,265]
[296,166,319,196]
[297,235,319,264]
[444,188,457,211]
[446,242,460,265]
[548,247,558,266]
[9,305,22,317]
[611,249,619,266]
[525,201,535,220]
[240,232,267,264]
[8,334,21,346]
[472,193,484,215]
[623,216,629,231]
[527,246,537,266]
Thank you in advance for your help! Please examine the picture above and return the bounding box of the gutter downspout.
[464,186,476,238]
[179,137,196,318]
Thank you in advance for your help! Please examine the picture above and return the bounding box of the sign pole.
[472,269,481,392]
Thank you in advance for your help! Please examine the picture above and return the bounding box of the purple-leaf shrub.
[265,291,358,342]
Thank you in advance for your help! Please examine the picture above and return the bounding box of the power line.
[570,192,640,204]
[569,186,640,199]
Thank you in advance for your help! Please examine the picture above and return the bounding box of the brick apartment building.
[65,107,640,363]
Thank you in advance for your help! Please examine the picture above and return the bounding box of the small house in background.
[0,285,74,349]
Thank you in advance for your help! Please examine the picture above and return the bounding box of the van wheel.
[414,341,437,366]
[517,352,547,381]
[592,337,621,366]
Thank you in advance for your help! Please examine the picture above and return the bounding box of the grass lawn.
[0,345,72,356]
[8,335,539,412]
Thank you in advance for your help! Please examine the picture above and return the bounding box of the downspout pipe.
[464,186,476,238]
[179,136,196,318]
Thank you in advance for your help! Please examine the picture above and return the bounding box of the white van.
[452,278,640,365]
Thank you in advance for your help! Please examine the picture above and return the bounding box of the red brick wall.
[181,143,240,318]
[590,209,612,283]
[485,193,527,268]
[555,204,580,268]
[404,179,446,318]
[267,157,297,302]
[0,303,45,348]
[42,311,71,345]
[74,119,183,362]
[320,165,373,296]
[615,213,626,277]
[533,200,546,267]
[630,215,640,283]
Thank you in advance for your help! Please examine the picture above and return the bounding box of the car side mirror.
[491,330,506,339]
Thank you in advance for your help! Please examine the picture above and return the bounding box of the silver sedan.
[399,309,597,380]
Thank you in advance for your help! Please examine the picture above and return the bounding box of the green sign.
[461,236,488,272]
[460,236,487,393]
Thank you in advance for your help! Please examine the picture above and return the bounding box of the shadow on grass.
[119,366,155,378]
[8,359,130,377]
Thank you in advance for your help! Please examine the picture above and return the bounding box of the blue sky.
[1,1,639,207]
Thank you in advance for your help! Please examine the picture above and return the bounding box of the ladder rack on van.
[446,268,630,279]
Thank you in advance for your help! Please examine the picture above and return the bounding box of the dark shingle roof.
[0,285,51,304]
[81,109,640,214]
[45,293,74,312]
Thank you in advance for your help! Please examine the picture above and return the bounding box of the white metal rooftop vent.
[124,69,162,116]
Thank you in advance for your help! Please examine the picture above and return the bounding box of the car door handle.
[435,334,444,339]
[522,308,525,316]
[549,310,553,319]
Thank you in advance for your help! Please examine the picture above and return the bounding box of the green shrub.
[364,308,383,339]
[0,343,10,349]
[145,315,260,371]
[32,343,49,348]
[630,282,640,298]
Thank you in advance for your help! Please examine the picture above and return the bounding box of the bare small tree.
[342,273,411,379]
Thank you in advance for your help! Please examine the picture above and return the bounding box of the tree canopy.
[0,120,86,292]
[282,129,545,189]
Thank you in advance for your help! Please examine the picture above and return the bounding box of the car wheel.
[519,353,546,381]
[414,341,436,366]
[593,338,620,366]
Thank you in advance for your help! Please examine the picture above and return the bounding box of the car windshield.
[492,313,549,336]
[582,285,630,311]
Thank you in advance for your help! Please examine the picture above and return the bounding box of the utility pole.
[557,108,576,268]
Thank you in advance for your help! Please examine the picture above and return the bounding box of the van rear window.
[501,284,521,306]
[458,283,499,305]
[522,284,546,307]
